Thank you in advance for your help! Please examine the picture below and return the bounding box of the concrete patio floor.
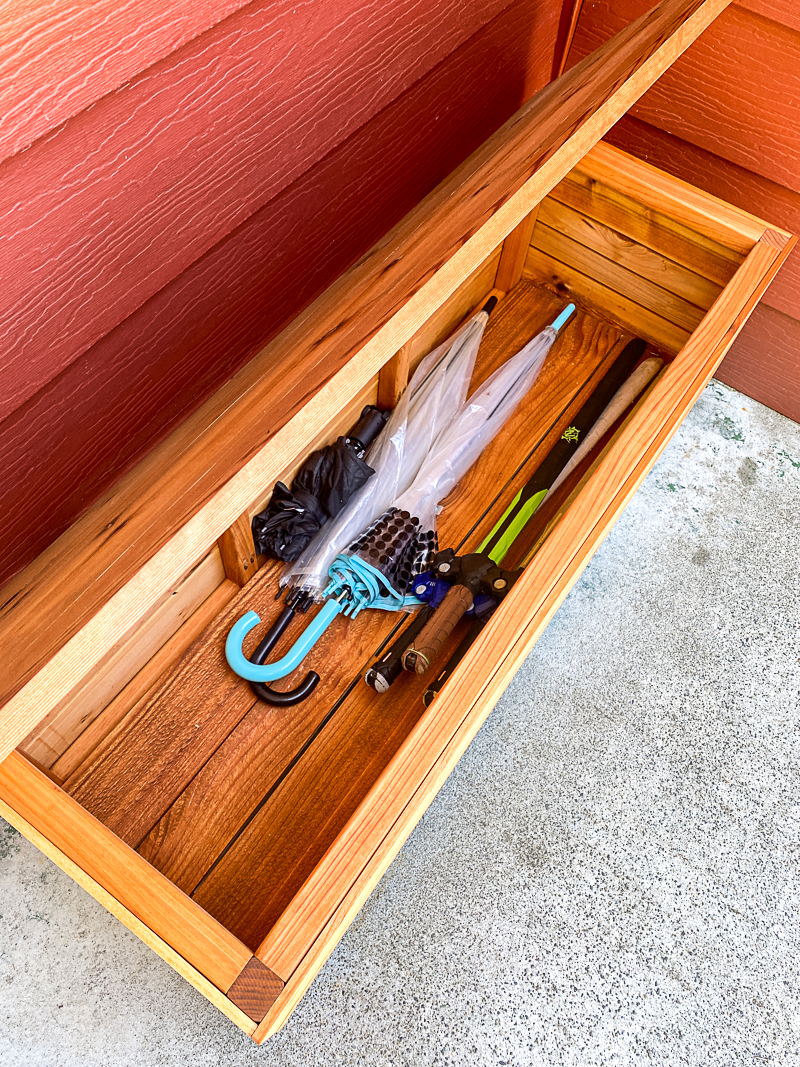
[1,378,798,1066]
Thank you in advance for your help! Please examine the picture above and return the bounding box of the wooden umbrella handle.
[402,585,474,674]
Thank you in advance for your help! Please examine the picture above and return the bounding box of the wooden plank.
[0,0,739,763]
[0,794,257,1038]
[377,345,412,411]
[605,114,800,321]
[217,513,259,588]
[533,222,708,332]
[63,572,285,845]
[578,142,774,252]
[537,197,723,309]
[0,0,252,161]
[0,751,253,994]
[523,247,692,353]
[0,0,546,595]
[569,1,800,194]
[0,0,524,424]
[254,233,793,983]
[494,207,541,292]
[51,579,239,783]
[136,605,400,894]
[548,170,743,287]
[188,293,627,947]
[18,550,227,769]
[225,957,284,1024]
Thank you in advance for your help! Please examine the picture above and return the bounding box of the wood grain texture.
[0,751,252,993]
[605,115,800,320]
[523,246,692,353]
[254,234,793,983]
[575,142,769,252]
[189,290,627,949]
[218,513,258,587]
[132,288,619,898]
[0,0,549,594]
[537,197,723,308]
[0,794,257,1038]
[495,207,541,292]
[64,570,283,844]
[19,551,227,769]
[0,0,737,762]
[226,957,284,1023]
[548,167,743,287]
[714,301,800,422]
[0,0,252,161]
[532,223,708,332]
[0,0,523,422]
[135,589,399,893]
[51,579,239,783]
[568,1,800,193]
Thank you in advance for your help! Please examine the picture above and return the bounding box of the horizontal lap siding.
[568,1,800,423]
[0,0,253,160]
[0,0,561,588]
[0,0,522,421]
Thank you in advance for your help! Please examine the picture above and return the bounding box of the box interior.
[16,151,749,952]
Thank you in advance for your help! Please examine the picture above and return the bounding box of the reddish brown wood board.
[0,0,561,590]
[567,1,800,194]
[0,0,251,161]
[0,0,525,423]
[713,303,800,423]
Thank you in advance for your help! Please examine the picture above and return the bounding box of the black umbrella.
[252,405,389,562]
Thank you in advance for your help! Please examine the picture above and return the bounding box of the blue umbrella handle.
[225,598,344,682]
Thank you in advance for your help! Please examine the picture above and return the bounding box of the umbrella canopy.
[251,405,388,561]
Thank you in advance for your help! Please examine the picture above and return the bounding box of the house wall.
[566,0,800,424]
[0,0,562,589]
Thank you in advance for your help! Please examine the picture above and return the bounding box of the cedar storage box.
[0,0,793,1041]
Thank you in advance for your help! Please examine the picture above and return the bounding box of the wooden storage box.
[0,0,793,1041]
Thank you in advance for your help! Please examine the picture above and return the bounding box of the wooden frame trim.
[577,142,788,253]
[494,206,541,292]
[253,233,795,1012]
[0,751,253,993]
[0,0,736,759]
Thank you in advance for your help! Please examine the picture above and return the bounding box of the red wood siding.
[1,0,523,421]
[0,0,561,587]
[0,0,252,160]
[568,1,800,424]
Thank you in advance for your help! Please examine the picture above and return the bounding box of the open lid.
[0,0,738,761]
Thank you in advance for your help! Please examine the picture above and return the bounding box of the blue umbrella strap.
[324,554,423,616]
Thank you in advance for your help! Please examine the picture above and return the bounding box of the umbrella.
[251,404,388,561]
[225,301,574,690]
[280,297,498,596]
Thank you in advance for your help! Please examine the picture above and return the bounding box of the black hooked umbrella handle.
[248,605,320,707]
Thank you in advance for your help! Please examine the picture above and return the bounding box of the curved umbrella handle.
[225,598,344,682]
[248,606,320,706]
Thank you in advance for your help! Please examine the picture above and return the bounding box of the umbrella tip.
[481,295,498,316]
[550,303,576,334]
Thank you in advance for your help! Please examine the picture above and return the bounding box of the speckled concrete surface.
[1,380,799,1066]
